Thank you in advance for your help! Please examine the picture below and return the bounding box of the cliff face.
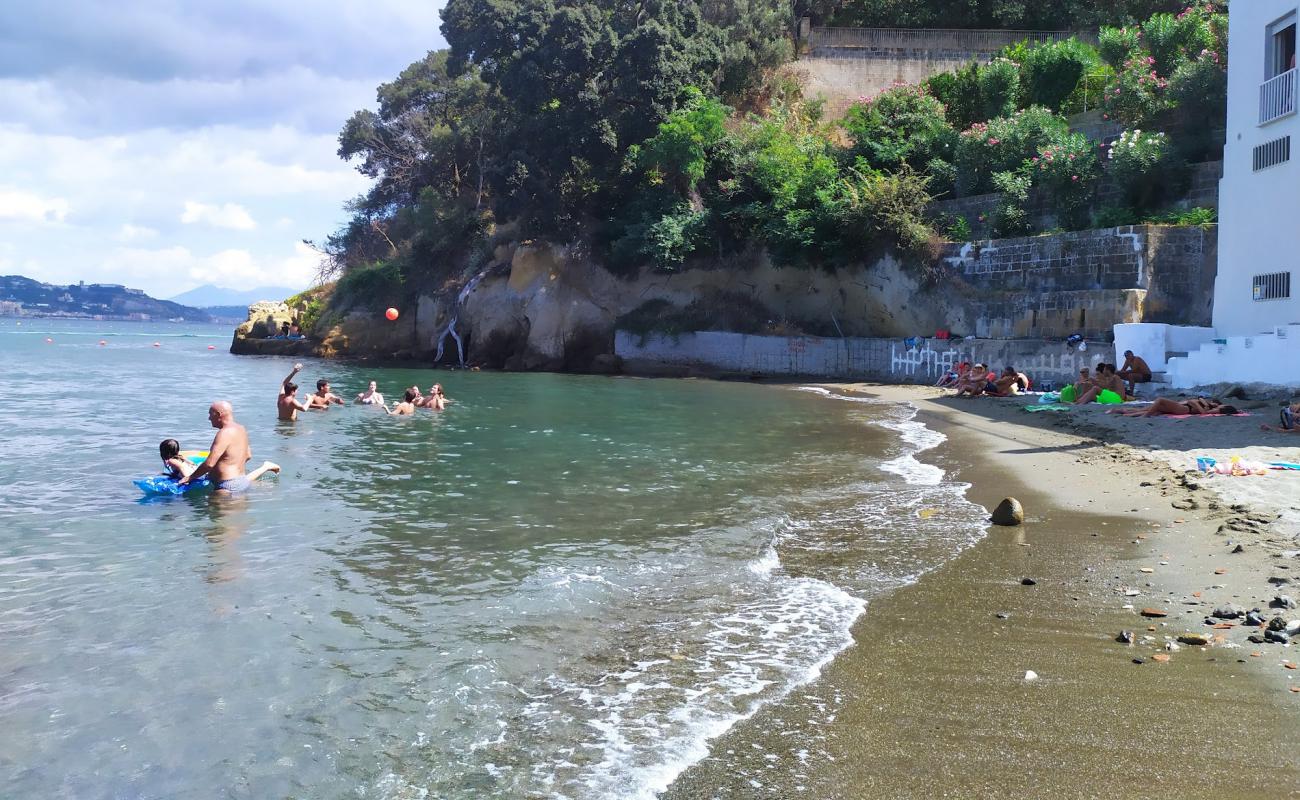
[238,242,963,368]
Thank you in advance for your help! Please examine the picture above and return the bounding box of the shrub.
[978,58,1022,120]
[609,201,709,272]
[1100,53,1170,127]
[924,156,958,197]
[1145,206,1217,225]
[990,170,1033,238]
[841,85,957,172]
[1019,38,1099,112]
[334,260,405,310]
[1028,131,1100,230]
[1092,205,1141,228]
[1098,26,1141,69]
[947,215,973,241]
[1107,129,1186,211]
[955,106,1069,195]
[1167,50,1227,159]
[632,88,729,192]
[834,166,936,262]
[925,65,982,130]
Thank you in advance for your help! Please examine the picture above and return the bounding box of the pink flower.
[988,138,1001,145]
[1072,175,1080,181]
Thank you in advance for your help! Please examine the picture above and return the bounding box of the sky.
[0,1,447,299]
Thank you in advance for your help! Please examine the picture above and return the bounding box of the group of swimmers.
[278,363,449,420]
[155,365,453,495]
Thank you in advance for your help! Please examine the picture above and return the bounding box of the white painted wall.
[1213,1,1300,336]
[1113,323,1215,372]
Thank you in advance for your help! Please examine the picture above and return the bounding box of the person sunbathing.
[1115,397,1236,417]
[953,364,990,397]
[1073,363,1126,405]
[1117,350,1153,395]
[985,366,1030,397]
[936,361,970,389]
[1260,403,1300,433]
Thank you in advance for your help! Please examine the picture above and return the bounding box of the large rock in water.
[991,497,1025,526]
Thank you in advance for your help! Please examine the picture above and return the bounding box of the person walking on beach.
[180,401,256,494]
[278,363,313,421]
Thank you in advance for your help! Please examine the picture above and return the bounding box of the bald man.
[180,401,253,493]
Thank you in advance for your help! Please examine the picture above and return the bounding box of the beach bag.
[1097,389,1123,404]
[1282,407,1296,430]
[1059,384,1077,403]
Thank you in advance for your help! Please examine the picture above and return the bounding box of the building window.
[1268,14,1297,80]
[1253,136,1292,170]
[1253,272,1292,301]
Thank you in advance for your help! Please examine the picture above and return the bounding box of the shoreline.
[664,383,1300,798]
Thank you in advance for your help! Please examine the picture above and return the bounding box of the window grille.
[1253,136,1291,170]
[1253,271,1291,301]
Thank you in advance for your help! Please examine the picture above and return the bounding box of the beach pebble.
[1267,616,1289,632]
[1268,576,1292,586]
[1151,653,1171,663]
[1271,595,1297,610]
[996,612,1010,620]
[1232,544,1245,554]
[1246,611,1267,627]
[1177,633,1211,646]
[1248,633,1267,644]
[1020,577,1037,586]
[992,498,1024,526]
[1124,589,1141,597]
[1212,605,1242,620]
[1140,608,1169,618]
[1023,670,1039,682]
[1117,630,1135,644]
[1264,630,1291,644]
[1132,657,1145,664]
[1287,620,1300,635]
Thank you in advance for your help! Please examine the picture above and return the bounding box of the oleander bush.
[955,107,1069,195]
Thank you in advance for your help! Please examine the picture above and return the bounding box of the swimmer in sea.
[355,381,385,406]
[160,437,278,482]
[179,401,279,494]
[384,388,420,416]
[278,364,314,421]
[305,379,344,409]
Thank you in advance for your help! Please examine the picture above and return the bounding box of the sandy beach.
[664,384,1300,798]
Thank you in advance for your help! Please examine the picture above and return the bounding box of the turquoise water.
[1,318,987,799]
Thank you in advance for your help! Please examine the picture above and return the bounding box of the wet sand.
[663,385,1300,799]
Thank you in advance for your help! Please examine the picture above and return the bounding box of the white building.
[1121,2,1299,388]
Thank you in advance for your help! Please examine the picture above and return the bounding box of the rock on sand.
[992,498,1024,526]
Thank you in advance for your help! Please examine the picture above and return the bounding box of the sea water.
[0,318,988,799]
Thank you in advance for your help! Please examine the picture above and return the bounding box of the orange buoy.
[45,337,52,343]
[207,345,215,350]
[385,307,399,321]
[99,340,107,346]
[153,342,161,347]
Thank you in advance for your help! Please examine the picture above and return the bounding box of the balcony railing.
[1260,68,1298,125]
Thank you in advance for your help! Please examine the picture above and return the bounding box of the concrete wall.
[799,27,1077,116]
[617,330,1106,387]
[1213,1,1300,336]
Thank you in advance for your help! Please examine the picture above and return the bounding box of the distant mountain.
[169,284,299,307]
[0,275,209,321]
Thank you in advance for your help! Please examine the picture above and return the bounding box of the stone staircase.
[1167,325,1300,389]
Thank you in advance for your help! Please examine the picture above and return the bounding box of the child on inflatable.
[158,439,280,482]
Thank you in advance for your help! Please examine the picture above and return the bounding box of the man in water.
[355,381,385,405]
[278,363,313,421]
[305,378,344,409]
[180,401,253,494]
[1117,350,1153,395]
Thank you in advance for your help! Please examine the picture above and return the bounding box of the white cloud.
[97,242,322,298]
[181,200,257,230]
[0,186,69,222]
[116,223,158,242]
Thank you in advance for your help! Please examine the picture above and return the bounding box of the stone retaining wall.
[617,331,1109,387]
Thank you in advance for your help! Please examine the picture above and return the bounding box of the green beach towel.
[1024,403,1073,412]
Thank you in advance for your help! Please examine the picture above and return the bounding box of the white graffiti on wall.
[889,341,1103,381]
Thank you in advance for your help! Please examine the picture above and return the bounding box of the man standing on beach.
[279,363,312,421]
[180,401,253,494]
